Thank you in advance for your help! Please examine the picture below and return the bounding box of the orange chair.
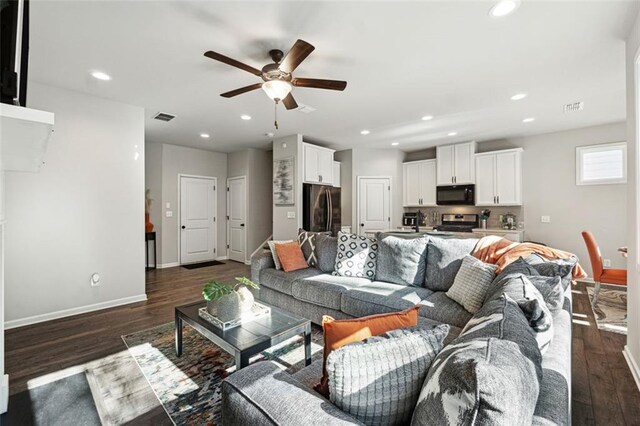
[581,231,627,305]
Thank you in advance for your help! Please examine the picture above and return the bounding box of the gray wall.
[145,142,163,264]
[161,143,228,265]
[228,148,273,261]
[272,134,303,240]
[334,150,353,227]
[478,122,627,272]
[5,82,146,325]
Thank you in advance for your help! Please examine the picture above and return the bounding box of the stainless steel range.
[433,214,479,233]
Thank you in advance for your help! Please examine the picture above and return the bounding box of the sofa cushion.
[341,282,432,318]
[328,325,449,426]
[375,233,428,286]
[333,232,378,279]
[316,234,338,273]
[259,268,321,295]
[424,237,479,291]
[446,255,497,314]
[528,275,565,312]
[412,338,539,426]
[527,254,578,290]
[292,274,371,311]
[418,291,473,329]
[484,256,540,303]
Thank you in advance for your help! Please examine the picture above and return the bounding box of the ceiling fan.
[204,39,347,110]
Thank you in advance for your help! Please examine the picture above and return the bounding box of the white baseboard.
[4,294,148,330]
[157,262,179,269]
[623,345,640,391]
[0,374,7,414]
[216,256,228,261]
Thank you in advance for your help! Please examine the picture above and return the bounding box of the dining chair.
[581,231,627,305]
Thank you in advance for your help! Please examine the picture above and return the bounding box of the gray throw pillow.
[297,229,330,267]
[328,325,449,426]
[412,338,540,426]
[528,275,565,312]
[446,256,497,314]
[315,234,338,273]
[424,237,479,291]
[483,257,539,303]
[333,232,378,279]
[530,256,578,290]
[375,233,428,286]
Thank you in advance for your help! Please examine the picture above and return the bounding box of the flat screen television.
[0,0,29,106]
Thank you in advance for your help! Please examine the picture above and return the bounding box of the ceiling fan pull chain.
[274,101,279,130]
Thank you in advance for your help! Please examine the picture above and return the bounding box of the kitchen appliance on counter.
[433,214,479,233]
[436,184,475,206]
[403,212,420,227]
[303,183,341,236]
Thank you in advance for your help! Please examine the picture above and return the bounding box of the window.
[576,142,627,185]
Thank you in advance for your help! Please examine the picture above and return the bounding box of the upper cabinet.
[436,141,476,185]
[303,143,335,185]
[403,159,436,207]
[475,148,523,206]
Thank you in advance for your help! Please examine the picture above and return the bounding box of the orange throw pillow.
[274,241,309,272]
[314,305,420,397]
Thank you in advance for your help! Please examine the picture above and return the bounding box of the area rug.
[122,322,324,425]
[587,286,627,335]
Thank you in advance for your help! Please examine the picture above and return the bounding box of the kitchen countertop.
[472,228,523,233]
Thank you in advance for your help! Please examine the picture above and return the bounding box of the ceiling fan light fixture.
[262,80,293,101]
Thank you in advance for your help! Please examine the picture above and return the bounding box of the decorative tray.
[198,302,271,331]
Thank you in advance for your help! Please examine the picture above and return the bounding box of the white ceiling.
[29,1,638,153]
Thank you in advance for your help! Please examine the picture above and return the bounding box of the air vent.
[296,104,316,114]
[563,102,584,113]
[153,112,176,122]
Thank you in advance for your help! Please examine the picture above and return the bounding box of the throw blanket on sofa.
[473,236,587,279]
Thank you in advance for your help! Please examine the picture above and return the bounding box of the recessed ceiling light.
[448,132,458,136]
[421,115,434,121]
[360,130,370,135]
[391,142,399,146]
[489,0,520,18]
[510,93,527,101]
[240,115,251,120]
[200,133,210,138]
[90,70,111,81]
[522,117,535,123]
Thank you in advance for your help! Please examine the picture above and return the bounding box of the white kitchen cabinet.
[303,143,335,185]
[436,141,476,185]
[333,161,341,188]
[403,159,436,206]
[474,148,523,206]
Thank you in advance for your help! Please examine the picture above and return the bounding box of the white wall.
[334,150,353,227]
[160,143,227,265]
[477,122,628,273]
[145,142,162,264]
[4,82,146,326]
[272,134,303,240]
[625,10,640,390]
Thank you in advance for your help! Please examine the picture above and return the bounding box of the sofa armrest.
[222,361,364,426]
[251,250,275,284]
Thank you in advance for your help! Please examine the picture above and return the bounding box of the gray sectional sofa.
[222,234,574,425]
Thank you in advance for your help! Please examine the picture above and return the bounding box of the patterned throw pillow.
[446,256,497,314]
[297,229,329,267]
[328,325,449,426]
[333,232,378,279]
[267,240,293,270]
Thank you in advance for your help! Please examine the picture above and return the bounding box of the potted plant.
[203,277,259,322]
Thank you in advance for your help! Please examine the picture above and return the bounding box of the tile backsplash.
[404,206,524,229]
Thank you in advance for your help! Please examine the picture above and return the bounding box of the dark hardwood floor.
[4,265,640,424]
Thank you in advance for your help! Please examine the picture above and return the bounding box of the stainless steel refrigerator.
[303,183,341,236]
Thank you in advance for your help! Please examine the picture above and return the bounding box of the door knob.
[181,225,186,229]
[360,223,364,227]
[240,223,245,227]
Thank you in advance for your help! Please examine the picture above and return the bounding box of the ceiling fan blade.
[282,93,298,110]
[220,83,263,98]
[292,78,347,91]
[204,51,262,76]
[279,39,315,73]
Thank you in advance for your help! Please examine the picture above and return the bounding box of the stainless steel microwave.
[436,184,475,205]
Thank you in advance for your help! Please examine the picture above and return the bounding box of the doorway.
[227,176,247,263]
[179,175,217,265]
[357,176,391,237]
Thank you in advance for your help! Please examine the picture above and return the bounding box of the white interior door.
[180,176,216,264]
[227,176,247,263]
[358,177,391,237]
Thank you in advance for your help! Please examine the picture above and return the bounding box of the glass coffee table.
[175,301,312,370]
